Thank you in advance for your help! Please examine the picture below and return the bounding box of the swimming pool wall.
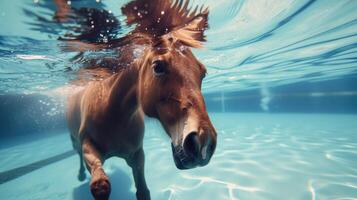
[1,75,357,139]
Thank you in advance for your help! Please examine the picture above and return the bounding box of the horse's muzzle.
[171,131,216,170]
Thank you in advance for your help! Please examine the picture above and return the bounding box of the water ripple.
[0,0,356,94]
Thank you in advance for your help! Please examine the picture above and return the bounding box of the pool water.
[1,113,357,200]
[1,0,357,200]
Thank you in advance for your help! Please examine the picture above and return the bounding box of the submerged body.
[67,63,149,199]
[67,68,144,158]
[63,0,217,200]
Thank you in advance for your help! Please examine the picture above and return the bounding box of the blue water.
[1,0,356,93]
[0,0,357,200]
[1,114,357,200]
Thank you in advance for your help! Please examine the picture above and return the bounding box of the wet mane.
[122,0,209,48]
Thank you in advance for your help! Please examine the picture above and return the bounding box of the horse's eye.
[152,60,167,76]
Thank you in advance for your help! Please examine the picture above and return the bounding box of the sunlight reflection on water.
[0,0,356,94]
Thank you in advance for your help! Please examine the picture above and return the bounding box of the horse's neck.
[105,65,140,118]
[102,34,150,118]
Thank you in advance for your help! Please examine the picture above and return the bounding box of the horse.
[61,0,217,199]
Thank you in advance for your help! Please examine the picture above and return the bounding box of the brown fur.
[61,1,217,200]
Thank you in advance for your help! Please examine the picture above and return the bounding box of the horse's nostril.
[183,131,200,158]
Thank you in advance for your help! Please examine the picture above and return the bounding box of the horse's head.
[137,12,217,169]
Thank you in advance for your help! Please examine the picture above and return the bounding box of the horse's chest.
[89,112,145,157]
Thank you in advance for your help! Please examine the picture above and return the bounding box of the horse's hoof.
[90,176,111,200]
[136,189,151,200]
[77,171,86,182]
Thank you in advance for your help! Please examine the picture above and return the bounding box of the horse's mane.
[122,0,209,48]
[22,0,209,85]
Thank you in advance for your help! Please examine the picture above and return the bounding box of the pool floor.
[0,113,356,200]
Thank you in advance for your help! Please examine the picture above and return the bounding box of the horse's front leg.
[82,138,111,200]
[127,148,151,200]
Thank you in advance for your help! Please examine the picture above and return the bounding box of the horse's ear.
[168,10,209,48]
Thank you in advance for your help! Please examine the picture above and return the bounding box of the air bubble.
[103,37,108,43]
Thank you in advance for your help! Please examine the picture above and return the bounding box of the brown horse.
[63,0,217,199]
